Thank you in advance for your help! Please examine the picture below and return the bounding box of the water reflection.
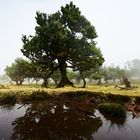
[99,110,126,127]
[0,104,27,140]
[0,100,139,140]
[94,110,140,140]
[11,101,102,140]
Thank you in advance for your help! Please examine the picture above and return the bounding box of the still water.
[0,100,140,140]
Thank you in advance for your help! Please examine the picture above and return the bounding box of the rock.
[134,105,140,112]
[126,102,135,111]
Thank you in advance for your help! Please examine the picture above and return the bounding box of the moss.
[98,103,126,118]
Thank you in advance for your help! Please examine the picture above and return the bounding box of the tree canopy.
[5,58,30,85]
[21,2,104,87]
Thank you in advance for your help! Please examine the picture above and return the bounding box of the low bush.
[98,103,126,118]
[107,94,131,103]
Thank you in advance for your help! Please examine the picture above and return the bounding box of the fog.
[0,0,140,75]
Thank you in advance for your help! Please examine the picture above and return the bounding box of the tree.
[5,58,53,86]
[125,59,140,80]
[100,65,132,89]
[0,74,10,84]
[92,69,103,85]
[12,101,102,139]
[70,42,104,88]
[67,69,77,81]
[24,62,42,85]
[100,66,127,84]
[21,2,104,87]
[50,69,61,85]
[5,58,30,85]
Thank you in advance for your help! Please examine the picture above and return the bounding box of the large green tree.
[21,2,104,87]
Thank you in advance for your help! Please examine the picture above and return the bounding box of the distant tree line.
[4,57,140,87]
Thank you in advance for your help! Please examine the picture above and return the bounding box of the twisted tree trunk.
[80,71,86,88]
[57,59,74,88]
[114,76,132,90]
[42,66,59,87]
[123,77,131,89]
[42,77,48,87]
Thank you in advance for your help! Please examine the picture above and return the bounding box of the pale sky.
[0,0,140,74]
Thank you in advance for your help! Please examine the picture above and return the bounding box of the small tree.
[5,58,30,85]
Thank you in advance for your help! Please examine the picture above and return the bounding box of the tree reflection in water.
[11,101,102,140]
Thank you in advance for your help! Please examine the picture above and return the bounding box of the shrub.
[98,103,126,118]
[107,94,131,103]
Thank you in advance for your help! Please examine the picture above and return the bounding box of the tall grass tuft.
[98,103,126,118]
[0,94,17,105]
[107,94,131,103]
[59,91,107,99]
[30,90,51,100]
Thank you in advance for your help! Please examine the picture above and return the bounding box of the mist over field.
[0,0,140,74]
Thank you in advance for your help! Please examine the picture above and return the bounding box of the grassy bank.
[0,84,139,104]
[0,84,140,96]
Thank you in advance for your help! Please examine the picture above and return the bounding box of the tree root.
[56,79,75,88]
[114,84,137,90]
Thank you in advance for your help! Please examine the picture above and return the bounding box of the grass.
[106,94,131,103]
[1,84,140,95]
[0,84,134,93]
[87,85,140,97]
[0,93,17,104]
[0,84,139,104]
[27,90,51,101]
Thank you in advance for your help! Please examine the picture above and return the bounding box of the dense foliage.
[21,2,104,87]
[5,58,30,85]
[5,58,41,85]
